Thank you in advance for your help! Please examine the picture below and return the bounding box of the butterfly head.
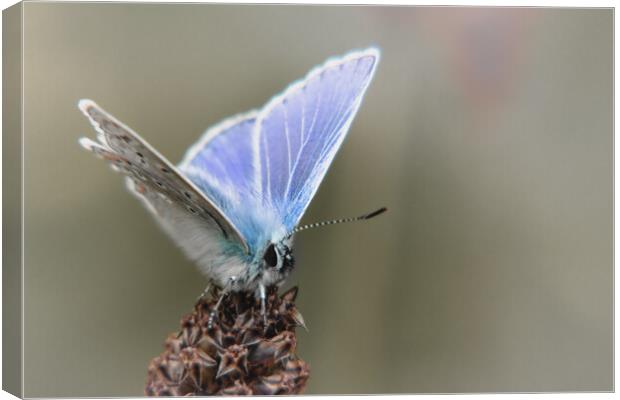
[262,239,295,273]
[256,207,387,287]
[254,237,295,288]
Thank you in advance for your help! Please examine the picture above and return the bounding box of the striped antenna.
[287,207,387,238]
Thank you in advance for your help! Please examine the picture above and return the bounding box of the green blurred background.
[21,4,611,396]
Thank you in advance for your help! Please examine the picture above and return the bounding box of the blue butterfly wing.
[254,48,380,231]
[177,48,379,252]
[178,112,275,253]
[179,112,258,208]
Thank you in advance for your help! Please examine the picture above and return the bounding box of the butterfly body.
[79,48,380,297]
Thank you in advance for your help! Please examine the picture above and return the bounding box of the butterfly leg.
[259,283,267,326]
[207,276,237,329]
[196,282,212,302]
[207,293,225,330]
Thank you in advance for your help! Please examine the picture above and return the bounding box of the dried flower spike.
[145,286,310,396]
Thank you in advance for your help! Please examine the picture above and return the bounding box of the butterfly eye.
[263,244,278,268]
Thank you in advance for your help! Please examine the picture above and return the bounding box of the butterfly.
[78,48,386,312]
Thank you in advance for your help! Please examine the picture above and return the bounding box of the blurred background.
[21,4,611,396]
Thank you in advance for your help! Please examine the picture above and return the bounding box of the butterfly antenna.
[288,207,387,238]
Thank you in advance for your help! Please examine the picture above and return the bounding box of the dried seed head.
[145,286,310,396]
